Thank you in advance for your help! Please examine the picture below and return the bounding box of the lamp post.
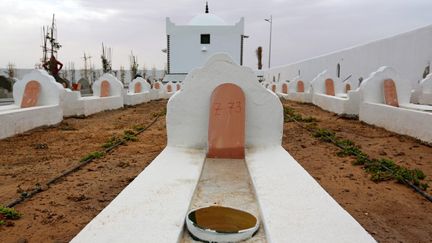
[264,15,272,69]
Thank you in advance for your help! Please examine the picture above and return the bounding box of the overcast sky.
[1,0,431,70]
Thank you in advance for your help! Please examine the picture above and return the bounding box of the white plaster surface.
[166,16,244,75]
[92,73,124,98]
[418,74,432,105]
[286,92,312,103]
[245,147,376,243]
[265,24,432,90]
[307,70,362,115]
[73,53,374,243]
[359,66,432,143]
[63,73,124,116]
[124,77,152,105]
[71,147,206,243]
[0,69,64,139]
[63,90,84,117]
[12,69,64,107]
[181,159,266,242]
[0,105,63,139]
[81,96,124,116]
[167,53,283,149]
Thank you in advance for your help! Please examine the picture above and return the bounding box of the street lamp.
[264,15,272,69]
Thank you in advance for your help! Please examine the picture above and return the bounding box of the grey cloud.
[0,0,431,71]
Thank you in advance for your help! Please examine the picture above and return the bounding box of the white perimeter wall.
[265,25,432,88]
[167,18,244,74]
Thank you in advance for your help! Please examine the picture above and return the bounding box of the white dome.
[188,13,227,26]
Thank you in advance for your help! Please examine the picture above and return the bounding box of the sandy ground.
[0,99,431,242]
[0,100,167,243]
[281,99,432,243]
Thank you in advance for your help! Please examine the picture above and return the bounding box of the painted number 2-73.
[214,101,242,116]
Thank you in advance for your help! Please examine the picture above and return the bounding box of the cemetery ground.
[0,99,430,242]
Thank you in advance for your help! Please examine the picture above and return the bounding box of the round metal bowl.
[185,206,259,242]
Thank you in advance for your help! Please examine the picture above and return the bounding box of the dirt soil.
[0,100,167,243]
[281,99,432,243]
[0,99,431,243]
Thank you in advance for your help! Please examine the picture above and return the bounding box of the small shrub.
[313,128,336,143]
[123,130,137,141]
[0,206,21,219]
[80,151,105,162]
[102,135,123,148]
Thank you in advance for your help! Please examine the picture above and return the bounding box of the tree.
[101,43,112,73]
[142,64,147,79]
[70,62,76,83]
[130,51,139,79]
[120,66,125,84]
[7,63,15,79]
[256,46,263,70]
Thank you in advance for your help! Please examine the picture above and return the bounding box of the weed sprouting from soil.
[283,106,317,123]
[0,206,21,226]
[284,105,430,191]
[311,127,429,190]
[80,151,105,162]
[123,130,138,141]
[0,206,21,219]
[102,135,123,148]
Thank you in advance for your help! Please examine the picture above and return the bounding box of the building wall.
[265,25,432,89]
[166,18,244,74]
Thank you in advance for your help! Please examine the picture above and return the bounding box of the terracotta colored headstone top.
[135,82,142,93]
[271,84,276,92]
[282,83,288,94]
[325,79,335,96]
[167,84,172,93]
[100,80,110,97]
[176,84,181,91]
[154,83,160,89]
[297,80,304,93]
[383,79,399,107]
[207,83,245,159]
[21,80,41,108]
[345,84,351,93]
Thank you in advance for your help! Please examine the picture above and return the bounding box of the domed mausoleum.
[163,3,245,83]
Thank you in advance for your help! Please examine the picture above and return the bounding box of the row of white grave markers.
[265,67,432,143]
[0,69,181,139]
[71,53,376,243]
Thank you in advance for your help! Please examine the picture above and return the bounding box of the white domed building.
[163,3,245,83]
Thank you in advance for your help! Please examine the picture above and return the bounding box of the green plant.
[307,124,430,190]
[80,151,105,162]
[123,130,137,141]
[132,124,145,132]
[0,206,21,219]
[312,128,336,143]
[102,135,123,148]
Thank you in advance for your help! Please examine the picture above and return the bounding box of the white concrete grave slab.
[162,81,176,99]
[417,74,432,105]
[0,69,64,139]
[124,77,152,105]
[283,76,313,103]
[359,66,432,143]
[311,70,362,115]
[72,53,375,243]
[63,73,124,116]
